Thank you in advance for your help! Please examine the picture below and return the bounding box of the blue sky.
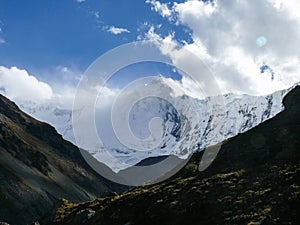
[0,0,188,80]
[107,62,182,89]
[0,0,299,102]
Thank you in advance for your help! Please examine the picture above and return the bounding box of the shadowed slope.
[0,94,124,225]
[51,86,300,225]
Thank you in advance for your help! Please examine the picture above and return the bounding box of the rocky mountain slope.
[49,85,300,225]
[18,78,292,171]
[0,94,124,225]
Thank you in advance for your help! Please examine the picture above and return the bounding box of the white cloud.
[0,66,53,102]
[76,0,86,3]
[146,0,300,96]
[0,66,83,110]
[141,25,162,41]
[146,0,173,19]
[0,23,5,44]
[0,65,122,111]
[106,26,130,35]
[60,66,68,73]
[94,11,100,19]
[268,0,300,20]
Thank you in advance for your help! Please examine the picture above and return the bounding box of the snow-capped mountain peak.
[17,79,296,172]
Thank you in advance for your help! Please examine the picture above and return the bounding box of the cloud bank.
[146,0,300,96]
[0,66,53,102]
[0,66,122,110]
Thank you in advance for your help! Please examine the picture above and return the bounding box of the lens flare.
[256,36,267,47]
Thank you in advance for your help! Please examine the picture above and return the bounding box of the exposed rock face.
[0,94,124,225]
